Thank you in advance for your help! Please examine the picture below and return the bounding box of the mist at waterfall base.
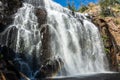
[0,0,112,79]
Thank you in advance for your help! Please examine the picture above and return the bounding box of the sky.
[54,0,98,9]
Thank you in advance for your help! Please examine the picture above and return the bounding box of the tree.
[78,5,88,13]
[67,0,77,12]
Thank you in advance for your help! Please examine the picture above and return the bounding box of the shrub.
[67,1,77,12]
[99,0,117,17]
[79,5,88,13]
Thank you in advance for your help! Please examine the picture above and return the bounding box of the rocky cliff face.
[104,17,120,71]
[0,0,63,79]
[0,0,23,79]
[0,0,22,32]
[92,17,119,71]
[83,3,120,71]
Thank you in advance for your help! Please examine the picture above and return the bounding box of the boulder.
[35,57,64,79]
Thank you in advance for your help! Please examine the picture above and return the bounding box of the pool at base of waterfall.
[46,72,120,80]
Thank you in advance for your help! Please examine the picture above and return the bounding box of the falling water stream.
[44,0,109,75]
[0,0,109,79]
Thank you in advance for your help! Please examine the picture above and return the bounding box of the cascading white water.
[13,3,41,57]
[44,0,109,76]
[0,0,109,78]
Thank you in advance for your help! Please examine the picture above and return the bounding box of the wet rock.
[14,58,32,77]
[0,60,20,80]
[0,1,4,12]
[34,8,50,67]
[0,25,18,50]
[0,60,6,70]
[0,0,22,33]
[0,23,6,33]
[1,0,22,14]
[6,61,21,78]
[35,57,64,79]
[0,46,16,61]
[0,46,21,79]
[39,25,52,64]
[4,71,19,80]
[35,8,47,28]
[0,45,34,79]
[0,1,4,15]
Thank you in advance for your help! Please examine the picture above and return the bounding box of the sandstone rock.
[84,4,101,17]
[92,17,119,71]
[88,2,96,7]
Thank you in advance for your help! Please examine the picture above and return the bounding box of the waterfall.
[14,3,41,56]
[44,0,109,75]
[0,0,109,78]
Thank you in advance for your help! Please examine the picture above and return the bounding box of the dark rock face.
[0,45,64,79]
[35,8,47,27]
[33,9,64,78]
[40,25,52,63]
[0,27,18,50]
[0,0,23,49]
[35,8,52,64]
[0,0,22,15]
[0,46,20,80]
[35,57,64,79]
[0,0,22,33]
[0,46,33,80]
[0,0,63,79]
[0,46,16,61]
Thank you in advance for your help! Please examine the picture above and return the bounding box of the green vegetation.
[104,48,110,54]
[66,0,120,15]
[99,0,120,17]
[67,1,77,12]
[78,5,88,13]
[102,35,110,54]
[102,35,109,42]
[99,0,117,7]
[67,1,88,12]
